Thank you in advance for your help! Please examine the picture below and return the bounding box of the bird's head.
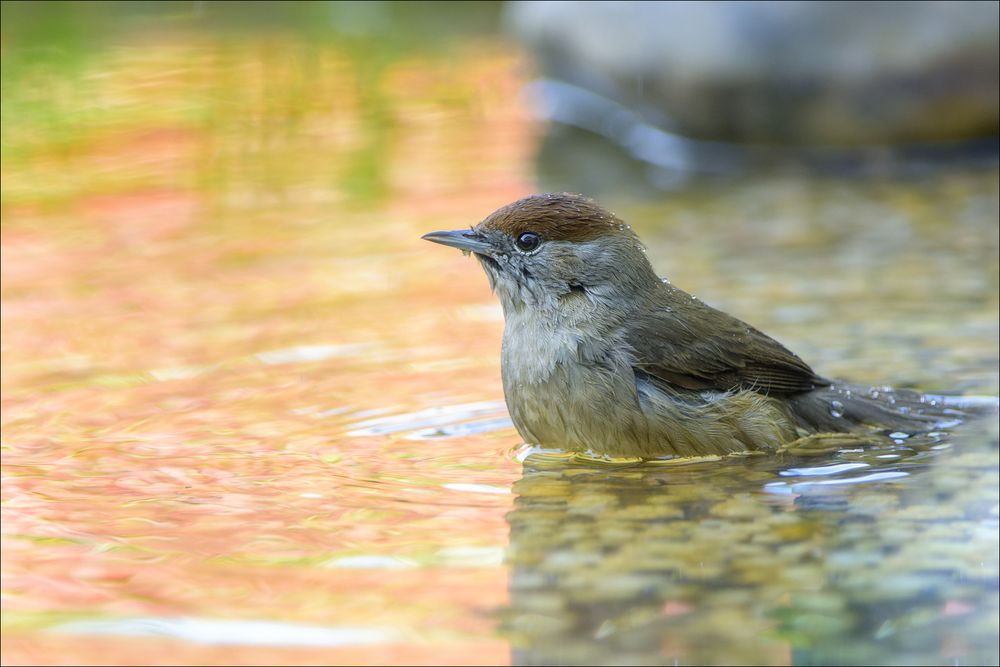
[422,193,661,313]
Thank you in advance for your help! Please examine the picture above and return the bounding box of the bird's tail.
[785,383,999,436]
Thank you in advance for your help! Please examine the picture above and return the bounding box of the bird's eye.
[515,232,540,252]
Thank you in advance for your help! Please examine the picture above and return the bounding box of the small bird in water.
[423,193,994,458]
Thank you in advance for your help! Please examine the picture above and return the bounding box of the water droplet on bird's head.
[830,400,845,418]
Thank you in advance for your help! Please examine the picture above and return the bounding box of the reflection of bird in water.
[424,193,997,458]
[502,418,999,666]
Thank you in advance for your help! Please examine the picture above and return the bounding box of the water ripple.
[345,400,509,437]
[780,462,871,477]
[54,617,403,647]
[766,471,910,495]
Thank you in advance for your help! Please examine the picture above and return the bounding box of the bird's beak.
[421,229,494,254]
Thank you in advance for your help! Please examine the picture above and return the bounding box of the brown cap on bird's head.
[476,193,635,244]
[421,192,642,260]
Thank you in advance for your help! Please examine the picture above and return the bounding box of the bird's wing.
[625,286,828,396]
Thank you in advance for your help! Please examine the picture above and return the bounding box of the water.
[2,24,998,667]
[507,424,998,666]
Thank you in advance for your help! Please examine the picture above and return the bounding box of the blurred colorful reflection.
[2,13,998,667]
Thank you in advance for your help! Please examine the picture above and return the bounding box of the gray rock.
[507,1,999,146]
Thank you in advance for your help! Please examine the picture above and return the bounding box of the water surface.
[2,30,998,667]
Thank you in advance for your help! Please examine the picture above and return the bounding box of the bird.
[422,192,995,458]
